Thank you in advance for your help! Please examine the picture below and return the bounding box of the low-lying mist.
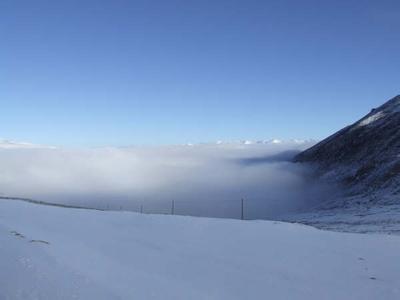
[0,141,335,219]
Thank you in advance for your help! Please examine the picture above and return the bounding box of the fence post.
[140,204,143,214]
[241,198,244,220]
[171,200,175,215]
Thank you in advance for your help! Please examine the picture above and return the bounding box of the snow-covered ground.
[0,200,399,300]
[284,203,400,235]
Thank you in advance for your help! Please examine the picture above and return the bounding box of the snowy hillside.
[0,199,399,300]
[295,95,400,201]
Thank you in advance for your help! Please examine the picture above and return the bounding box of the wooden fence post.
[241,198,244,220]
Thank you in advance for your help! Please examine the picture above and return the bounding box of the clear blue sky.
[1,0,399,146]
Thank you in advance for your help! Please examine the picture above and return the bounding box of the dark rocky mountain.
[295,95,400,199]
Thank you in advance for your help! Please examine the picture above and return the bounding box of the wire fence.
[1,196,282,221]
[101,197,257,220]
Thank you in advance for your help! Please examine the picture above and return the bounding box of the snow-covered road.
[0,200,399,300]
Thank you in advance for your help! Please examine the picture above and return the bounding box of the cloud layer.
[0,140,334,219]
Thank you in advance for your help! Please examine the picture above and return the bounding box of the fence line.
[0,196,253,221]
[129,197,249,220]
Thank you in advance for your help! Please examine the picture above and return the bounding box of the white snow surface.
[356,96,400,128]
[357,111,385,127]
[0,200,399,300]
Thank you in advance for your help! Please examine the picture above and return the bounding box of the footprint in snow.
[9,230,50,245]
[29,239,50,245]
[10,230,25,239]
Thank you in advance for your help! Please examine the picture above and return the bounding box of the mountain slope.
[295,95,400,199]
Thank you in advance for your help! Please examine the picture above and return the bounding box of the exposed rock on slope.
[295,95,400,198]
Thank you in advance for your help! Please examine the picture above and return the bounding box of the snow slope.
[0,200,399,300]
[283,202,400,235]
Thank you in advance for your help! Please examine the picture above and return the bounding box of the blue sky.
[1,0,399,146]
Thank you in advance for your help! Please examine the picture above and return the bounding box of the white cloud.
[0,140,334,219]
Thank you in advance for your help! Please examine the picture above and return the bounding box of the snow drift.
[0,200,399,300]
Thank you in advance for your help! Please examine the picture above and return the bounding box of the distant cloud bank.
[0,139,335,219]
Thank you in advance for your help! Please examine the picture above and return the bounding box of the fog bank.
[0,140,335,219]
